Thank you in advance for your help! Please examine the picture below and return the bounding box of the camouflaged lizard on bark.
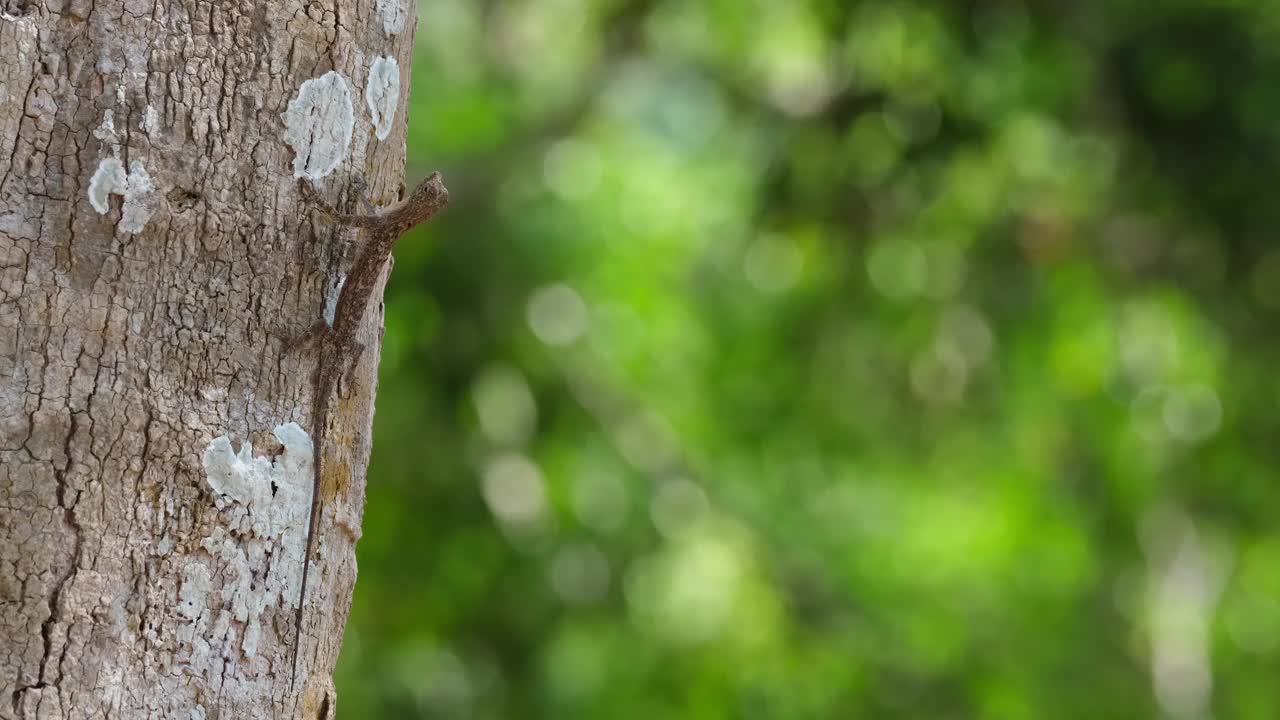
[290,173,449,685]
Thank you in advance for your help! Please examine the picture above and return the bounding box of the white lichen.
[203,422,313,540]
[365,56,400,142]
[141,105,161,137]
[196,422,314,658]
[323,273,346,327]
[93,109,117,144]
[87,158,157,234]
[377,0,406,35]
[282,71,355,180]
[177,563,212,621]
[88,157,127,214]
[118,161,156,234]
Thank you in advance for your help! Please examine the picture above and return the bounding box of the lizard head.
[392,172,449,230]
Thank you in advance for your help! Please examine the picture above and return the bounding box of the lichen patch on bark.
[377,0,406,36]
[141,105,160,138]
[200,423,314,658]
[87,157,157,233]
[93,109,118,144]
[365,57,400,142]
[283,72,356,180]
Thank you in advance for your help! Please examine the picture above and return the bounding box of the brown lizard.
[290,172,449,687]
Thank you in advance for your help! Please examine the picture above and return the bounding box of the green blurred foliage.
[336,0,1280,717]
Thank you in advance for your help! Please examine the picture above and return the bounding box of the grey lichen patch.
[199,423,314,659]
[118,162,157,233]
[87,158,158,234]
[377,0,406,35]
[1,9,36,24]
[323,273,346,327]
[88,157,127,213]
[176,563,212,621]
[365,56,401,142]
[141,105,161,138]
[282,71,355,180]
[93,109,118,144]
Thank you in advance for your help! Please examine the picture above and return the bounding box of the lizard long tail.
[291,360,331,690]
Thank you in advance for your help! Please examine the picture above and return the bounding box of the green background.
[336,1,1280,717]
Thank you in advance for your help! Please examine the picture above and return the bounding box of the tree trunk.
[1,1,418,717]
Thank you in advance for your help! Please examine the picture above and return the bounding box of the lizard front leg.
[299,179,385,229]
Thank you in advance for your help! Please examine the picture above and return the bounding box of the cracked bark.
[0,1,418,717]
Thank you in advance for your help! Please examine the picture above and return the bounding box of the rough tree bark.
[1,0,420,717]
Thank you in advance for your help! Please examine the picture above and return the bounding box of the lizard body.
[290,172,449,686]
